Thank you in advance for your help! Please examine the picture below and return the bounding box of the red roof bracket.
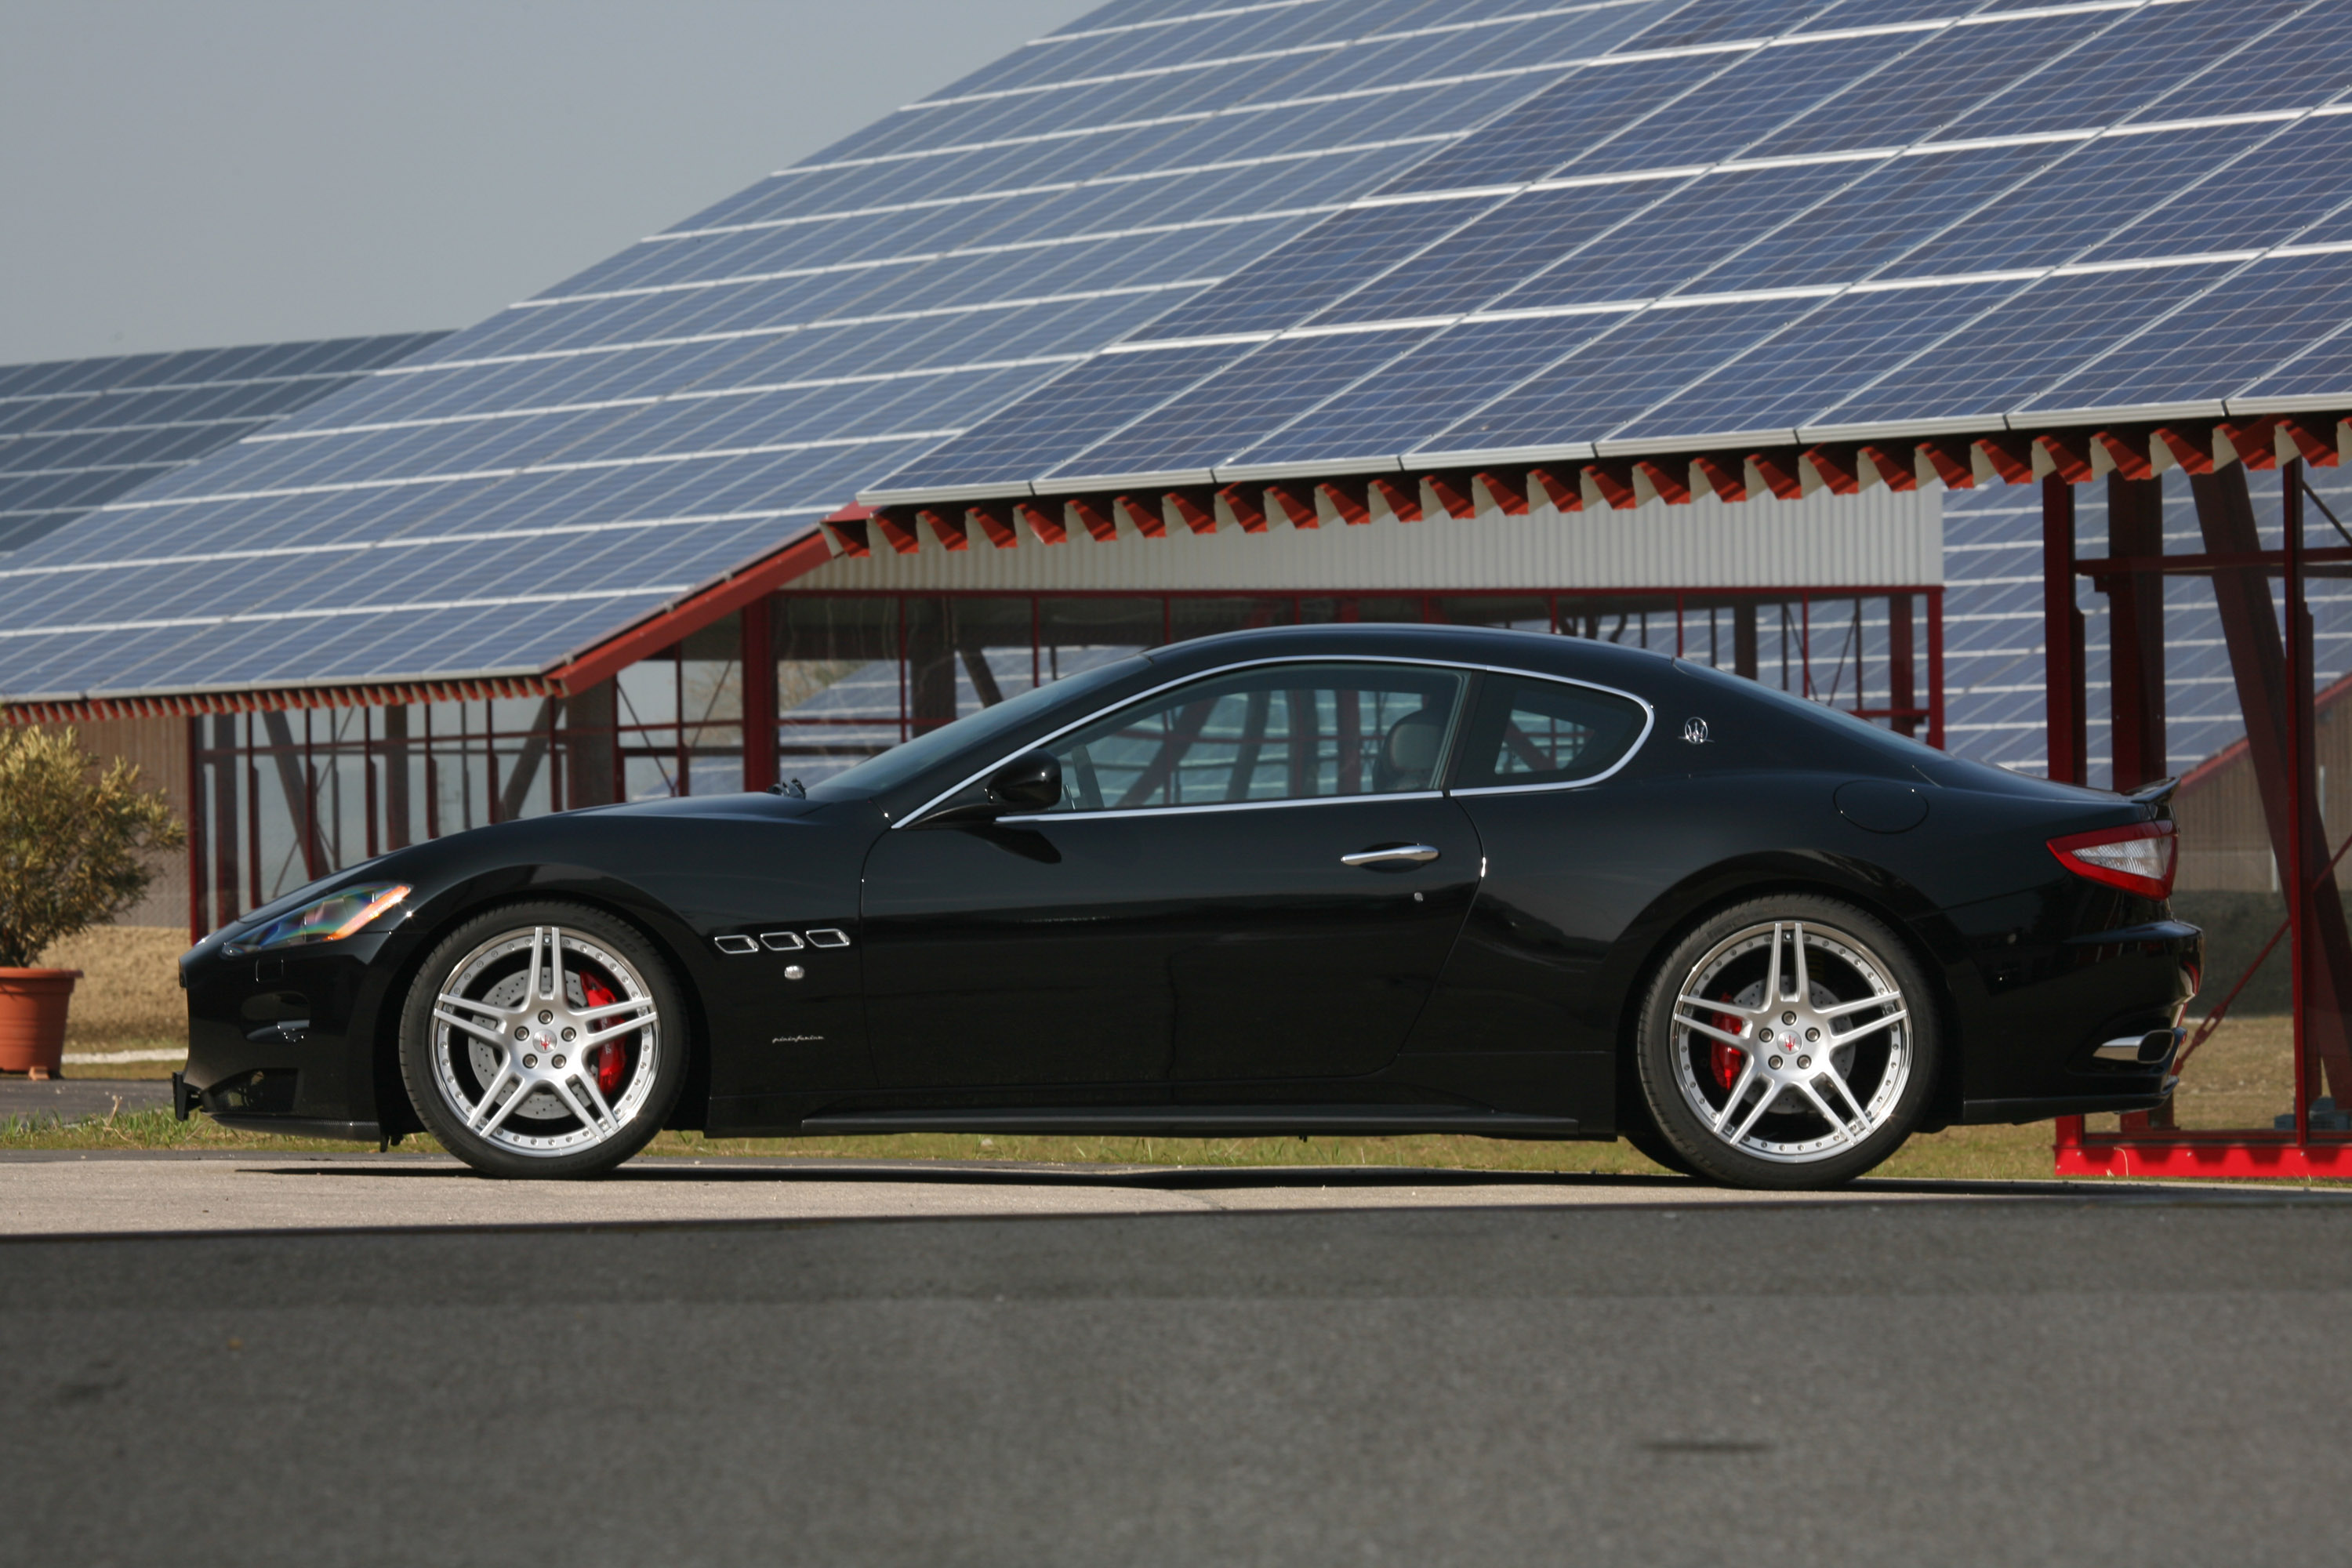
[1690,454,1745,504]
[1017,499,1069,544]
[1318,478,1371,525]
[1916,439,1974,490]
[1973,432,2037,485]
[1370,475,1422,521]
[1115,493,1167,537]
[2092,428,2155,482]
[873,509,921,555]
[2219,417,2281,470]
[916,505,969,551]
[1218,484,1270,533]
[1802,444,1860,495]
[2034,430,2096,485]
[1635,458,1693,506]
[825,517,871,557]
[1424,472,1478,520]
[1475,470,1530,516]
[1858,444,1916,492]
[2151,425,2215,475]
[1267,483,1319,528]
[2281,417,2343,468]
[1749,449,1806,500]
[1167,488,1219,535]
[1582,459,1639,510]
[1069,495,1119,543]
[1528,465,1583,511]
[970,501,1021,548]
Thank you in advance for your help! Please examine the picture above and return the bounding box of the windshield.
[807,655,1149,800]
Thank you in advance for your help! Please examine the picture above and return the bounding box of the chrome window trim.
[898,653,1657,828]
[998,790,1446,826]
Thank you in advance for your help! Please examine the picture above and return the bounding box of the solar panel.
[0,332,441,556]
[869,0,2352,510]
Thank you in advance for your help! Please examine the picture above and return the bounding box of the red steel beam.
[2042,476,2087,785]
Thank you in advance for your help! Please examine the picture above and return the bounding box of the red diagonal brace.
[2035,430,2096,485]
[1425,473,1477,520]
[1267,483,1319,529]
[1635,458,1693,506]
[1583,459,1639,510]
[1475,470,1530,516]
[822,502,873,557]
[970,502,1020,549]
[1218,484,1269,533]
[1069,495,1118,543]
[1167,489,1218,535]
[1371,475,1422,521]
[2151,425,2214,474]
[2220,417,2281,470]
[1917,439,1975,490]
[873,510,920,555]
[915,506,968,551]
[1974,432,2036,485]
[1319,478,1371,525]
[1690,454,1744,503]
[1115,494,1166,538]
[1017,499,1068,544]
[1529,465,1584,511]
[1805,444,1860,495]
[2281,418,2342,468]
[1859,444,1916,491]
[2092,427,2155,482]
[1751,449,1806,500]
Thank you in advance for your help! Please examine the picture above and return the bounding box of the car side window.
[1454,674,1649,791]
[1038,662,1468,813]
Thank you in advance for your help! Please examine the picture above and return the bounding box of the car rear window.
[1453,673,1650,790]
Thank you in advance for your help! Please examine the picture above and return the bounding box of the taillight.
[2048,821,2177,899]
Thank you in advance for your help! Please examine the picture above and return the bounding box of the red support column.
[2287,463,2309,1140]
[1926,590,1945,751]
[2042,476,2088,783]
[1889,593,1915,738]
[2190,464,2352,1105]
[2105,474,2168,789]
[185,716,205,943]
[740,595,779,793]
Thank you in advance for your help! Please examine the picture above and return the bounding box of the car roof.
[1140,622,1677,688]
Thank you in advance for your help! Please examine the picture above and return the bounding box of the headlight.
[244,883,411,951]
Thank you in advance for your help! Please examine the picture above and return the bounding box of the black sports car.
[176,623,2199,1188]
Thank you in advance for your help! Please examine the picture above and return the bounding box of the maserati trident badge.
[1682,717,1710,745]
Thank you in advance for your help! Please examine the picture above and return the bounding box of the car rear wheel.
[398,901,684,1179]
[1635,895,1937,1189]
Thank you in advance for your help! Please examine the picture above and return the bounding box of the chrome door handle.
[1341,844,1441,867]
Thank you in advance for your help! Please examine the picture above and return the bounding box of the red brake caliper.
[1709,993,1745,1091]
[579,971,626,1096]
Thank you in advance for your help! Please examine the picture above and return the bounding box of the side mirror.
[985,751,1062,813]
[920,750,1062,826]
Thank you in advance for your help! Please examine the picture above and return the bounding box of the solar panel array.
[866,0,2352,503]
[1940,463,2352,782]
[0,0,1705,705]
[0,335,443,555]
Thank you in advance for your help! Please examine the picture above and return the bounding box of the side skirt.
[792,1105,1583,1138]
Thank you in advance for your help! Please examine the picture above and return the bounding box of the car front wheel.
[1635,895,1937,1189]
[398,901,685,1179]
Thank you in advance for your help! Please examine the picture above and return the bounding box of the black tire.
[1621,1126,1700,1178]
[398,900,687,1179]
[1635,894,1938,1190]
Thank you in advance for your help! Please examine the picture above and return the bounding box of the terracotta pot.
[0,969,82,1079]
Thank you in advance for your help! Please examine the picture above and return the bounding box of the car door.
[858,659,1483,1092]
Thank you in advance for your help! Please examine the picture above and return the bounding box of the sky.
[0,0,1099,365]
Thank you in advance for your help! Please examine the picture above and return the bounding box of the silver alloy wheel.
[1667,918,1912,1165]
[426,924,661,1158]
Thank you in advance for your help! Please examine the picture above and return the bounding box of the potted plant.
[0,727,184,1079]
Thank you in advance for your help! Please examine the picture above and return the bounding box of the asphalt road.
[7,1169,2351,1566]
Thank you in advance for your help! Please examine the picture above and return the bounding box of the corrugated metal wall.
[793,488,1943,595]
